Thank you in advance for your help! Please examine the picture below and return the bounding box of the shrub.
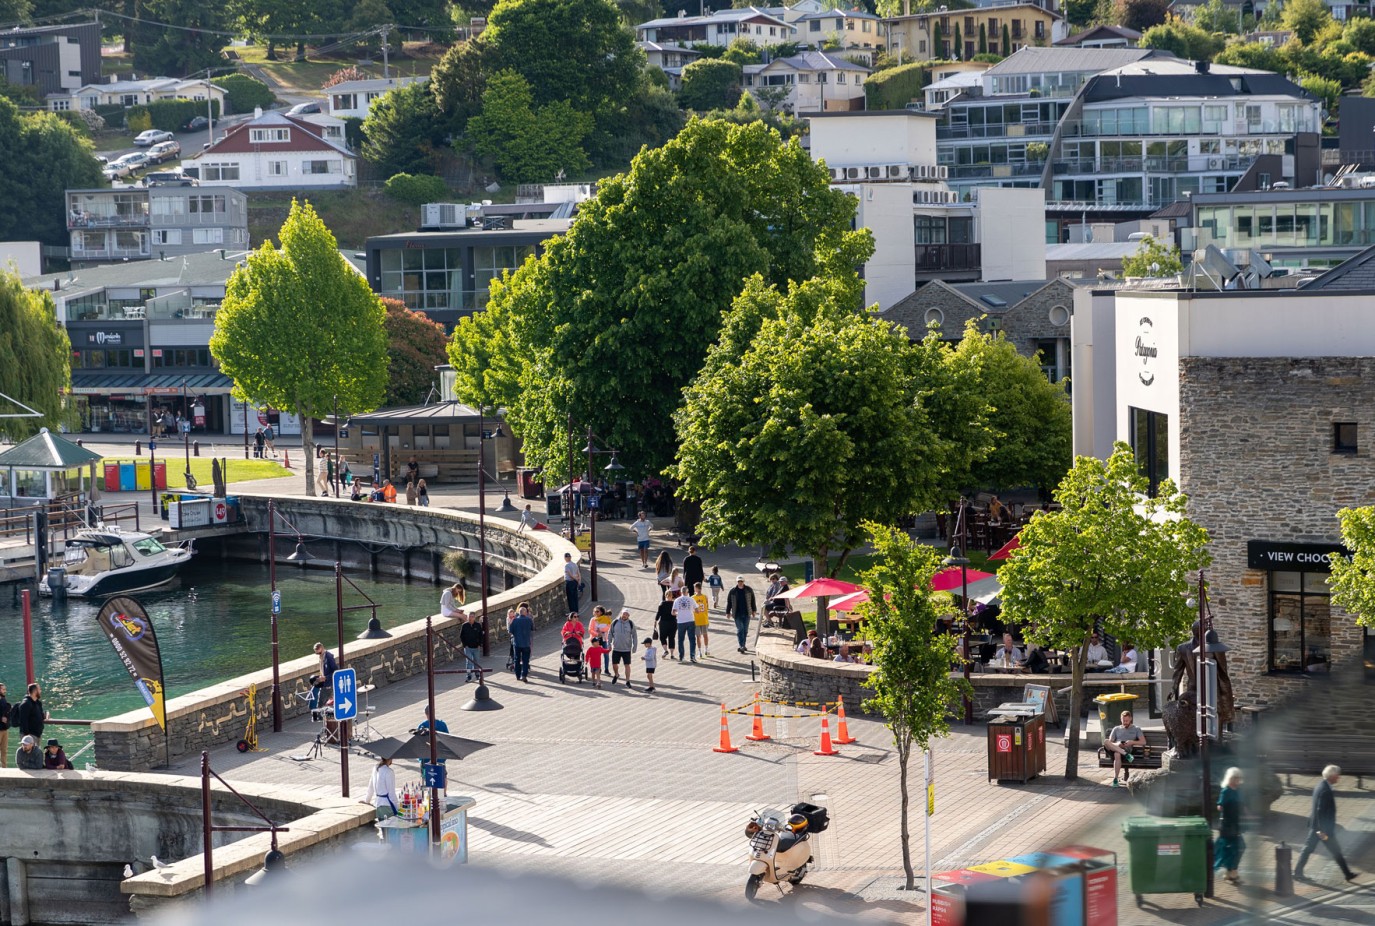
[93,103,126,128]
[126,99,221,133]
[211,74,275,114]
[864,61,932,109]
[384,172,451,205]
[127,110,153,134]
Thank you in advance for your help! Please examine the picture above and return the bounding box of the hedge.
[126,99,222,133]
[211,74,275,114]
[384,172,450,205]
[864,61,937,110]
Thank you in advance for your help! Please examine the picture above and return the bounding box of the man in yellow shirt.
[692,582,711,658]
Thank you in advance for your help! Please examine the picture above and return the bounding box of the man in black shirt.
[13,683,47,743]
[682,545,705,605]
[458,611,486,681]
[1295,764,1357,882]
[0,683,10,768]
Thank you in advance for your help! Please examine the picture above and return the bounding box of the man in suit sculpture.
[1294,765,1358,882]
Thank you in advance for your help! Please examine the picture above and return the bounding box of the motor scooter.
[743,803,829,900]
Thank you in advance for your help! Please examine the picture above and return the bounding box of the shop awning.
[70,372,236,396]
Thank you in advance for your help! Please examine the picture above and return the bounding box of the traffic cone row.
[833,695,856,745]
[712,702,739,753]
[745,697,771,742]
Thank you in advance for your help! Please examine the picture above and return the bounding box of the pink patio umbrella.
[775,577,864,600]
[828,589,871,612]
[931,567,995,592]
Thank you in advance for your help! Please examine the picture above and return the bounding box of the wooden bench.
[1098,729,1168,771]
[1262,735,1375,788]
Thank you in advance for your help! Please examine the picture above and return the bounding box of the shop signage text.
[90,331,123,345]
[1135,316,1156,386]
[1247,540,1349,572]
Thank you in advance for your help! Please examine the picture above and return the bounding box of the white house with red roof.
[181,108,356,191]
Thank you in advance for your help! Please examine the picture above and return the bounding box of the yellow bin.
[1095,691,1139,731]
[135,460,152,490]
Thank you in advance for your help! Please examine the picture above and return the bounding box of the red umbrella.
[828,589,870,612]
[988,533,1021,561]
[775,577,863,600]
[931,567,995,592]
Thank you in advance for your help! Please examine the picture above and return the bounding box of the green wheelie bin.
[1121,815,1211,907]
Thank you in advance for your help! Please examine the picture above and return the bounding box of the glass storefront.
[1269,570,1331,674]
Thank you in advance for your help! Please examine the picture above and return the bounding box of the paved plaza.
[49,438,1375,922]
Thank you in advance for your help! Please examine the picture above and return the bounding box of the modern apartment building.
[65,187,249,268]
[0,21,100,100]
[1182,183,1375,271]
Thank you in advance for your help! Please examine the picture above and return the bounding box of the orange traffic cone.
[745,696,771,742]
[283,450,292,469]
[833,695,856,745]
[712,703,739,754]
[814,712,840,756]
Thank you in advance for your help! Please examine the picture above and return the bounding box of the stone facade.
[91,497,577,771]
[1178,356,1375,712]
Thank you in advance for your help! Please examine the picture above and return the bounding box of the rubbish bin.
[517,467,544,500]
[1121,815,1210,907]
[986,713,1044,784]
[1096,692,1139,735]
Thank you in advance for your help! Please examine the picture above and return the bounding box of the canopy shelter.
[328,401,513,486]
[0,427,103,506]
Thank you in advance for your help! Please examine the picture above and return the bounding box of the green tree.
[0,271,72,441]
[430,37,490,128]
[1140,21,1225,60]
[671,263,991,632]
[1191,0,1243,34]
[954,24,962,59]
[212,74,275,114]
[1214,40,1283,72]
[933,21,944,57]
[1283,0,1335,45]
[210,201,388,494]
[467,70,592,183]
[134,0,228,74]
[1330,507,1375,628]
[679,58,743,111]
[1064,0,1097,25]
[998,443,1211,779]
[1002,23,1011,54]
[448,118,867,480]
[978,22,987,54]
[947,324,1071,494]
[0,0,32,21]
[1300,73,1342,114]
[362,80,451,177]
[383,172,450,205]
[382,298,449,406]
[859,522,970,892]
[1347,18,1375,57]
[1121,234,1183,278]
[1114,0,1171,32]
[721,38,764,66]
[0,100,104,249]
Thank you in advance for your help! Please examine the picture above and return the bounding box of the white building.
[51,76,226,112]
[743,52,869,113]
[326,76,426,121]
[183,110,356,191]
[637,7,796,48]
[637,41,703,90]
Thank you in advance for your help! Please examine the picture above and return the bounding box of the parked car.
[146,140,182,164]
[181,115,209,132]
[116,152,150,171]
[145,170,197,187]
[134,129,175,147]
[102,161,132,180]
[286,101,321,116]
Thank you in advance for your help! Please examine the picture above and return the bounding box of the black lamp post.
[580,428,624,602]
[943,536,973,725]
[181,378,192,488]
[1190,571,1227,900]
[476,410,503,657]
[331,561,380,799]
[265,499,311,733]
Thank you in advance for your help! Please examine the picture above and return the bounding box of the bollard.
[1275,842,1293,896]
[193,440,200,457]
[134,439,142,456]
[75,439,82,447]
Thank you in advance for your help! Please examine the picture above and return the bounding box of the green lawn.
[248,189,422,249]
[104,457,289,489]
[235,41,445,96]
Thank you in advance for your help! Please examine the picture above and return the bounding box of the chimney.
[903,0,911,14]
[253,106,262,118]
[1195,59,1210,75]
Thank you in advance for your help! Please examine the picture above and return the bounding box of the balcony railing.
[937,121,1058,140]
[1062,119,1314,139]
[1052,155,1250,175]
[146,303,221,321]
[946,162,1044,179]
[70,245,151,262]
[915,243,980,273]
[68,213,150,230]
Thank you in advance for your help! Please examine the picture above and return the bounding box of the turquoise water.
[0,558,443,766]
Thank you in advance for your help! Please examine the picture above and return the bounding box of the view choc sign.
[1247,540,1349,573]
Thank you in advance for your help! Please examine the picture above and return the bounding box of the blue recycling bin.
[118,462,136,492]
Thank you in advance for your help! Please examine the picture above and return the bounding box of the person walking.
[13,683,47,742]
[642,637,657,694]
[708,566,724,609]
[262,422,276,456]
[509,602,534,683]
[1215,767,1245,884]
[405,479,418,506]
[563,552,582,613]
[253,427,265,459]
[417,479,429,507]
[656,590,678,661]
[1295,765,1358,882]
[607,608,638,688]
[692,582,711,657]
[0,683,10,769]
[725,576,759,654]
[15,735,42,770]
[458,611,485,682]
[364,756,398,820]
[673,586,697,663]
[654,550,673,592]
[682,545,704,602]
[630,511,653,567]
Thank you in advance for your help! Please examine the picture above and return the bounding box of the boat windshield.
[132,537,168,557]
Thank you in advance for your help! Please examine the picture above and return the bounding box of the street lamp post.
[1192,571,1226,900]
[580,428,624,602]
[333,394,341,498]
[182,379,192,487]
[265,500,311,733]
[943,524,973,725]
[475,410,503,657]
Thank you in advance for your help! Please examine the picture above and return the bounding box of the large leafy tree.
[1121,234,1183,278]
[671,262,990,633]
[382,298,448,407]
[0,271,73,440]
[860,522,970,892]
[998,443,1211,779]
[466,70,591,183]
[678,58,743,111]
[210,201,388,494]
[134,0,228,74]
[361,81,452,177]
[1329,507,1375,628]
[1282,0,1337,46]
[946,324,1071,494]
[0,100,103,248]
[448,117,864,477]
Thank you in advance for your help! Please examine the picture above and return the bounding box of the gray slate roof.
[947,279,1053,307]
[0,429,103,469]
[344,401,482,427]
[983,46,1163,77]
[1297,245,1375,291]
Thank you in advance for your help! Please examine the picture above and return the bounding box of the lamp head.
[943,546,969,567]
[581,440,599,455]
[461,680,504,712]
[286,541,311,563]
[604,453,625,472]
[244,848,285,886]
[357,616,392,640]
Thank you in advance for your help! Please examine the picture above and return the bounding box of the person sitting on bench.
[1104,710,1147,788]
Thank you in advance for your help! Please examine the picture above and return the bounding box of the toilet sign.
[332,667,358,721]
[271,590,281,614]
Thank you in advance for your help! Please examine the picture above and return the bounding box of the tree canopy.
[1122,234,1183,278]
[0,99,104,248]
[679,58,743,111]
[210,201,388,493]
[0,270,73,440]
[447,117,865,478]
[1329,507,1375,628]
[998,443,1211,778]
[361,80,452,178]
[382,298,449,407]
[466,70,592,183]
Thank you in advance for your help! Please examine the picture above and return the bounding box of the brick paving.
[59,444,1375,923]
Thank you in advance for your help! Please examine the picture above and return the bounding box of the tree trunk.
[265,42,278,61]
[1064,629,1092,781]
[814,548,829,639]
[898,741,914,890]
[298,403,315,496]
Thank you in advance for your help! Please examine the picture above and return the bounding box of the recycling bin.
[135,460,151,491]
[1121,815,1210,907]
[1095,692,1138,733]
[152,461,167,490]
[986,713,1044,784]
[118,462,136,492]
[517,467,544,499]
[103,462,121,492]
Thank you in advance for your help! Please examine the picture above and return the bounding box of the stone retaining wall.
[91,497,578,771]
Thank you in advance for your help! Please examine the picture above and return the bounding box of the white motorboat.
[41,527,194,598]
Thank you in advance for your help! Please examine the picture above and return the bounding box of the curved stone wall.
[757,631,876,714]
[92,496,578,771]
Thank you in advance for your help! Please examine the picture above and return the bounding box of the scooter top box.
[791,802,829,834]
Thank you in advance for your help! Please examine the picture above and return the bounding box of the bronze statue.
[1171,622,1235,728]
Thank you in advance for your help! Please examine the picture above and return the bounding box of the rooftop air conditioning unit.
[420,203,467,230]
[868,165,883,179]
[845,166,861,179]
[937,165,949,179]
[888,164,905,178]
[915,165,929,179]
[829,167,841,181]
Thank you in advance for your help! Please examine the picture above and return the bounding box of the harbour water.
[0,557,442,766]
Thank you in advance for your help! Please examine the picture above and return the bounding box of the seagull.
[151,855,168,870]
[123,864,133,878]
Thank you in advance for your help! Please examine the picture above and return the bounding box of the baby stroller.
[558,635,587,684]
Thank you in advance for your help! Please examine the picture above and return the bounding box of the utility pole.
[381,25,391,79]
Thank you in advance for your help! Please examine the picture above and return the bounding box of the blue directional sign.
[271,590,281,614]
[421,761,446,789]
[332,667,358,721]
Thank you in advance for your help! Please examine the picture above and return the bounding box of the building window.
[1269,570,1331,674]
[1033,338,1068,383]
[192,227,224,244]
[1035,21,1045,38]
[151,229,181,245]
[1334,422,1358,454]
[304,160,340,175]
[268,160,288,177]
[201,163,241,182]
[249,128,290,143]
[1129,406,1168,496]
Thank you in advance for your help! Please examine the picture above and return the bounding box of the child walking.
[586,636,608,688]
[642,637,657,693]
[708,566,724,609]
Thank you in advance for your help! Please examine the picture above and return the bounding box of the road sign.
[149,441,157,451]
[588,495,600,510]
[422,761,446,789]
[332,667,358,721]
[271,590,281,614]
